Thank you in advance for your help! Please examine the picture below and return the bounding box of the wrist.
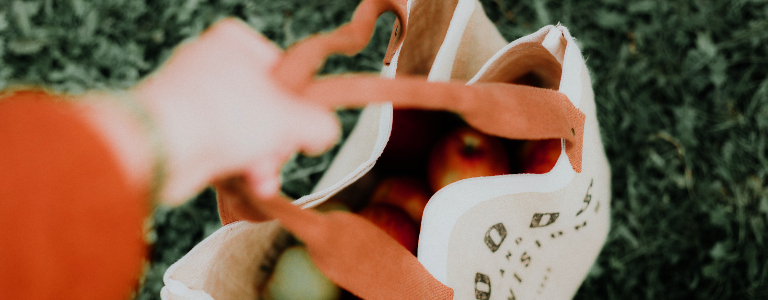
[131,78,218,205]
[77,92,157,200]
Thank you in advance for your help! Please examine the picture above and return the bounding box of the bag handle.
[303,75,585,173]
[215,177,454,300]
[271,0,408,91]
[269,0,585,172]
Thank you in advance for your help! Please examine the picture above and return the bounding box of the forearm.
[77,92,155,201]
[77,88,211,206]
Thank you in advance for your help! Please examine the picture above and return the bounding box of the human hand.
[132,19,340,205]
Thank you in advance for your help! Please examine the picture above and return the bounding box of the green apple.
[262,245,340,300]
[314,197,352,213]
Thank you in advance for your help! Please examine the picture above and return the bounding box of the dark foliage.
[2,0,767,299]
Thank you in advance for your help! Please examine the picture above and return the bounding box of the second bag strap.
[215,177,454,300]
[271,0,408,91]
[302,75,585,173]
[267,0,585,172]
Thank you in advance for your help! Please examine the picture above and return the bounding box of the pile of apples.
[260,109,561,300]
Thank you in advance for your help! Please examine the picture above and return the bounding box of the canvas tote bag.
[161,0,610,299]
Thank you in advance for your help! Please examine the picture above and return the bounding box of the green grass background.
[2,0,767,299]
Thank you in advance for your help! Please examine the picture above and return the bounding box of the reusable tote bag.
[161,0,610,299]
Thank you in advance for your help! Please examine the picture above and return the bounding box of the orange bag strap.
[271,0,408,91]
[215,177,454,300]
[303,76,585,173]
[269,0,585,172]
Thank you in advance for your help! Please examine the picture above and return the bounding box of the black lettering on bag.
[536,267,552,294]
[576,179,594,216]
[575,221,588,230]
[475,272,491,300]
[530,213,560,228]
[508,288,517,300]
[484,223,507,252]
[520,252,531,267]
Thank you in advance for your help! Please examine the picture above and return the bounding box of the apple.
[379,109,453,175]
[427,127,510,192]
[519,139,561,174]
[314,197,351,213]
[369,177,431,224]
[330,170,381,211]
[358,204,419,254]
[262,245,340,300]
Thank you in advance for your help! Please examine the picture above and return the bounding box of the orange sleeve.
[0,91,149,299]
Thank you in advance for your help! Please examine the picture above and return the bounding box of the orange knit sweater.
[0,91,148,299]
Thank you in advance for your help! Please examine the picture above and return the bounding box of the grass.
[2,0,767,299]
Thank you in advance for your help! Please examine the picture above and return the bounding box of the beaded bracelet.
[114,91,167,206]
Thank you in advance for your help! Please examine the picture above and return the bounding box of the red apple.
[427,127,510,192]
[369,177,431,224]
[358,204,419,254]
[379,109,452,174]
[519,139,561,174]
[331,170,380,211]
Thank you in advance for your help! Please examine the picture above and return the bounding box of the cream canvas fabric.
[161,221,285,300]
[417,25,611,300]
[160,0,610,299]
